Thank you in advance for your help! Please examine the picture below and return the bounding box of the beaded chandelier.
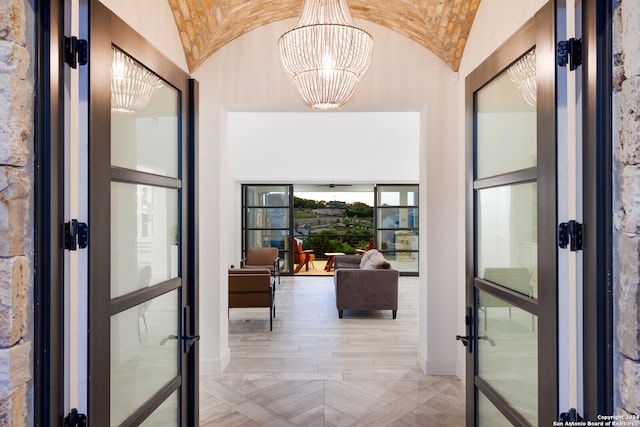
[278,0,374,110]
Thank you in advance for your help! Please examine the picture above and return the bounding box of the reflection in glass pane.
[111,182,179,298]
[246,207,290,229]
[378,251,419,274]
[246,230,289,250]
[111,290,178,426]
[376,185,419,206]
[478,392,512,427]
[245,186,290,207]
[140,391,178,426]
[111,48,179,178]
[477,290,538,426]
[376,207,418,229]
[476,49,536,179]
[477,183,537,298]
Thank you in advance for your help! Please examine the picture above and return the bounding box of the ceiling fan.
[316,184,353,188]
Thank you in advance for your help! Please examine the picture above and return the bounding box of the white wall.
[456,0,551,379]
[193,18,460,375]
[226,110,421,270]
[99,0,188,71]
[227,112,420,183]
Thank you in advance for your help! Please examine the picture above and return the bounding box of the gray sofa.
[333,250,399,319]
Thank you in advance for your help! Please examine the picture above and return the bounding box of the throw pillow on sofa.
[359,249,378,268]
[362,250,391,269]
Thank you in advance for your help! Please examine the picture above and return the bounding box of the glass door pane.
[477,290,538,425]
[108,45,183,425]
[110,290,179,425]
[476,49,537,179]
[473,48,540,426]
[477,183,538,298]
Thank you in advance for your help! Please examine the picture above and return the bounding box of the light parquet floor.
[200,276,465,426]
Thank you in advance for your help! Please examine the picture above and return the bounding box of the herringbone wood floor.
[200,276,465,426]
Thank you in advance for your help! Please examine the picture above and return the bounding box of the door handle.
[457,306,474,353]
[183,334,200,352]
[456,335,471,347]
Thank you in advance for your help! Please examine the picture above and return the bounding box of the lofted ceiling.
[167,0,481,73]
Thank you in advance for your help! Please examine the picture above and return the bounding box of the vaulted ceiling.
[167,0,481,72]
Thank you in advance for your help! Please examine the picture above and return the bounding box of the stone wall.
[613,0,640,417]
[0,0,33,425]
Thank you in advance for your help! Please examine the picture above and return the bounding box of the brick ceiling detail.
[168,0,481,72]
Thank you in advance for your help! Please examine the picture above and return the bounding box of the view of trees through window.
[293,196,374,256]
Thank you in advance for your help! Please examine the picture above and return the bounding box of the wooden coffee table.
[324,252,345,272]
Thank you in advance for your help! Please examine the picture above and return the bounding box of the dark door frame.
[34,0,66,424]
[581,0,613,418]
[464,2,558,425]
[86,1,198,424]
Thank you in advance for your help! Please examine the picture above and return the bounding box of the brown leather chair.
[242,247,280,285]
[228,268,275,330]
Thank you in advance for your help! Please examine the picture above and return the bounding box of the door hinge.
[558,220,583,251]
[64,219,89,250]
[64,36,88,68]
[64,408,87,427]
[559,408,583,422]
[557,38,582,70]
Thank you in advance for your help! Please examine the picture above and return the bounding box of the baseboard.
[200,348,230,375]
[456,358,466,383]
[417,349,457,375]
[417,348,428,374]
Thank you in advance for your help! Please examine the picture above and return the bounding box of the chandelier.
[278,0,374,110]
[507,49,537,107]
[111,48,163,114]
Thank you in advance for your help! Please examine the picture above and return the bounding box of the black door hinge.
[64,36,88,68]
[558,220,583,251]
[64,408,87,427]
[557,38,582,70]
[559,408,583,422]
[64,219,89,250]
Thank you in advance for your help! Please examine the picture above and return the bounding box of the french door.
[464,3,557,425]
[242,184,294,273]
[375,184,419,275]
[85,1,198,425]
